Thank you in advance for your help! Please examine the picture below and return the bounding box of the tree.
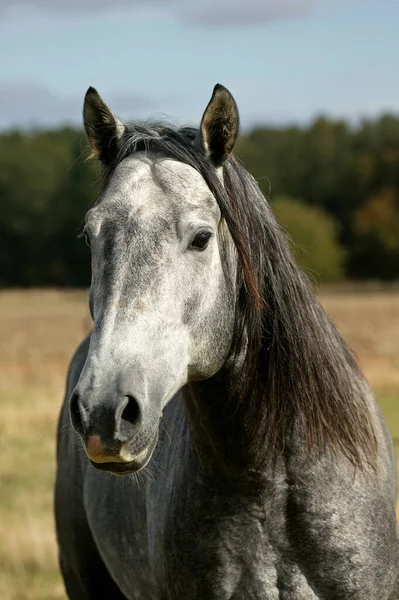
[2,111,399,285]
[350,187,399,279]
[272,196,345,283]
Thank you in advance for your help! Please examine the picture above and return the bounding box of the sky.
[0,0,398,130]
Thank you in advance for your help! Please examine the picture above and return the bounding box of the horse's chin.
[89,430,159,476]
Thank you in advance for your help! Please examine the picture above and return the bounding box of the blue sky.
[0,0,398,130]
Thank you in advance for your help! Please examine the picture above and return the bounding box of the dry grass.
[321,290,399,392]
[0,291,89,600]
[0,288,398,599]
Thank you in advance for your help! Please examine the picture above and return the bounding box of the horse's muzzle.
[69,389,159,473]
[88,429,159,475]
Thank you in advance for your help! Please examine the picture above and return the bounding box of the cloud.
[0,0,316,25]
[184,0,315,26]
[0,0,170,14]
[0,83,156,128]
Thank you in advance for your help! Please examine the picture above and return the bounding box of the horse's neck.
[183,371,268,486]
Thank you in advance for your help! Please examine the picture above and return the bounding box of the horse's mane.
[100,124,377,469]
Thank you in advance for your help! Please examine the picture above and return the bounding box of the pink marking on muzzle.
[86,434,105,459]
[85,434,129,464]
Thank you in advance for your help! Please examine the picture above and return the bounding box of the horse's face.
[71,85,240,474]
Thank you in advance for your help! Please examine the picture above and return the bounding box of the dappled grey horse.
[55,84,399,599]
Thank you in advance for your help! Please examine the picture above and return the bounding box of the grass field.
[0,289,398,600]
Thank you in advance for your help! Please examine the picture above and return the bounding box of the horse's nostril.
[119,395,141,439]
[70,392,83,434]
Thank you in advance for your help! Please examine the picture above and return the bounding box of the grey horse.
[55,84,399,599]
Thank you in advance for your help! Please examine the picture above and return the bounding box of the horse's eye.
[84,231,91,248]
[191,231,211,251]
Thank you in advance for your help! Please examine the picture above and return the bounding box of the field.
[0,289,398,600]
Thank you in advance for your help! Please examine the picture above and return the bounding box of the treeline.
[1,115,399,286]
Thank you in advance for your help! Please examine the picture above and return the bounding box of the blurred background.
[0,1,398,598]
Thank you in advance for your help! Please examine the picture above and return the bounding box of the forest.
[1,114,398,286]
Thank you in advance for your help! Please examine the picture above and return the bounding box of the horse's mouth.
[89,430,159,476]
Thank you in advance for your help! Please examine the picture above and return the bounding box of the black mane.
[100,124,377,468]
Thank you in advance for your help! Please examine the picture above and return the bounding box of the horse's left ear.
[198,84,239,167]
[83,87,125,164]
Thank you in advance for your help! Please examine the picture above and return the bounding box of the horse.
[55,84,399,599]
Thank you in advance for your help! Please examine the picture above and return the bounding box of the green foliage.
[272,197,345,283]
[1,113,399,286]
[237,114,399,281]
[350,188,399,279]
[0,129,99,286]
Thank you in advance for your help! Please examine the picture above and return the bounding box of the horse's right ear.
[83,87,125,164]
